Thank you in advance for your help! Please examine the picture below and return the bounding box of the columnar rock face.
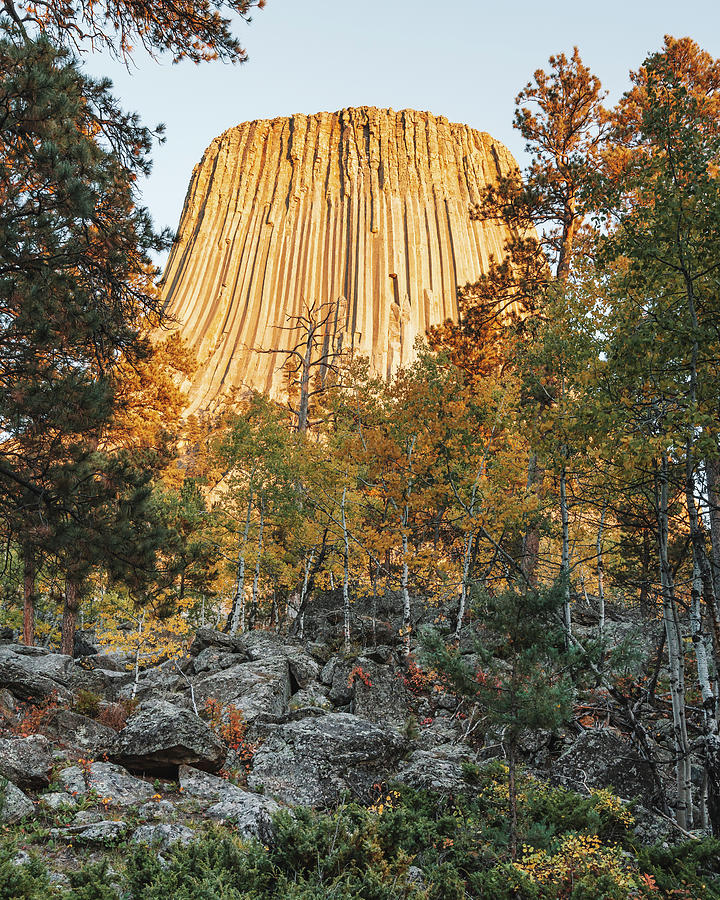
[161,107,517,410]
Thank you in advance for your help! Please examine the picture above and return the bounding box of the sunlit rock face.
[161,107,518,412]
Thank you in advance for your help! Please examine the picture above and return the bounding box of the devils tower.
[161,107,518,411]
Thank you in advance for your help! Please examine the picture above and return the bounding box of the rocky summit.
[161,108,519,411]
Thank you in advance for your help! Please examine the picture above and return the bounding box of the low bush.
[1,767,719,898]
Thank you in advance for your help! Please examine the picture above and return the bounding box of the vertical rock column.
[161,107,519,412]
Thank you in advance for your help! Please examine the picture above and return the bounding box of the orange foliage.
[9,694,60,737]
[347,665,372,688]
[205,698,256,774]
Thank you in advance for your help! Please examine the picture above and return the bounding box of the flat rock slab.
[206,794,279,842]
[115,699,225,773]
[0,734,53,788]
[51,820,129,845]
[352,659,409,729]
[59,761,154,807]
[247,712,405,807]
[39,791,77,811]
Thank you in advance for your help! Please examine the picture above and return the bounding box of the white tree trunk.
[657,454,693,829]
[228,489,254,635]
[341,487,351,652]
[596,502,607,644]
[455,530,475,639]
[249,497,265,630]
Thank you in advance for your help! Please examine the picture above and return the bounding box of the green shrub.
[2,776,720,899]
[0,843,51,900]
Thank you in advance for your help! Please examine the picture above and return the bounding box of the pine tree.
[421,580,576,859]
[0,35,168,642]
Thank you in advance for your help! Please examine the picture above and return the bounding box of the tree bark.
[22,546,35,646]
[227,486,254,635]
[341,487,351,652]
[656,454,693,829]
[248,496,264,631]
[707,456,720,599]
[596,502,607,645]
[455,531,475,639]
[60,577,80,657]
[559,462,572,647]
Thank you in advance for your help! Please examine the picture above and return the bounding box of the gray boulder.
[235,632,320,689]
[179,764,279,841]
[207,793,280,842]
[137,799,175,821]
[178,763,234,801]
[70,666,133,701]
[192,646,238,675]
[0,646,74,702]
[0,778,34,823]
[115,699,225,773]
[326,659,354,706]
[352,659,409,729]
[192,658,291,722]
[39,791,77,811]
[118,662,184,702]
[554,729,658,801]
[190,628,245,657]
[42,709,119,755]
[51,820,128,844]
[395,745,475,793]
[288,684,332,712]
[59,761,154,807]
[0,734,53,788]
[247,712,405,807]
[132,823,195,848]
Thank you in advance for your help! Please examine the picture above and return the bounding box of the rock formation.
[161,107,518,411]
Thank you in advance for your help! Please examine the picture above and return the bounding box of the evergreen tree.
[0,34,168,641]
[421,580,576,859]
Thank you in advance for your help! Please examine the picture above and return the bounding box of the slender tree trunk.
[61,577,80,657]
[401,436,416,660]
[707,456,720,600]
[559,463,572,647]
[596,502,607,645]
[296,331,314,434]
[131,612,145,700]
[656,455,693,829]
[295,549,315,640]
[228,487,254,635]
[555,195,577,283]
[455,531,475,639]
[22,546,35,646]
[685,445,720,677]
[401,518,411,659]
[249,497,264,631]
[687,462,720,834]
[639,528,652,615]
[508,741,518,860]
[341,487,351,652]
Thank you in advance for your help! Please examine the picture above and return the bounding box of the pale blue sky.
[84,0,720,239]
